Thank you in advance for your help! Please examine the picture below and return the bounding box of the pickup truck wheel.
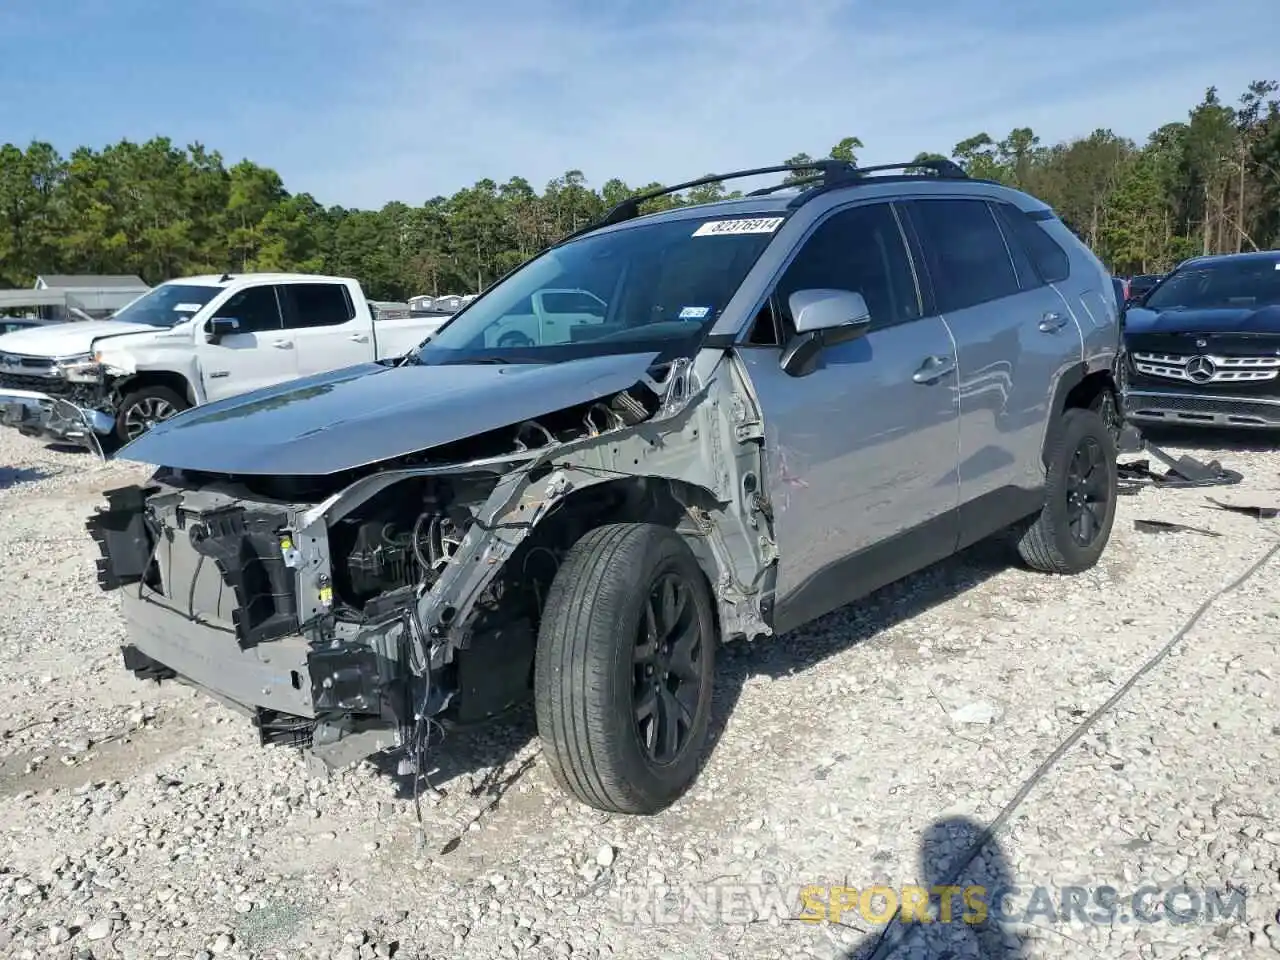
[116,386,189,444]
[534,522,716,815]
[1016,407,1118,574]
[498,331,534,348]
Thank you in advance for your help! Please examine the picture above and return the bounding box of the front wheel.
[115,385,190,445]
[534,523,716,815]
[1015,407,1118,574]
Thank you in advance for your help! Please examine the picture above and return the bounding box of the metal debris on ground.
[1133,518,1222,537]
[1204,496,1279,520]
[1115,432,1243,492]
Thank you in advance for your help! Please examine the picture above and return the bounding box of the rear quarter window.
[996,205,1071,284]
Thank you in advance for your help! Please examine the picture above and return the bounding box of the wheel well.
[1063,369,1115,412]
[1042,365,1116,466]
[512,475,722,589]
[448,475,725,723]
[114,371,196,407]
[467,475,724,638]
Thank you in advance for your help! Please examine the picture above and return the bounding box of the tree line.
[1,81,1276,302]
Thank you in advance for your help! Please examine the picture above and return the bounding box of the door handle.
[272,339,294,349]
[1038,311,1069,332]
[347,334,369,343]
[912,355,955,384]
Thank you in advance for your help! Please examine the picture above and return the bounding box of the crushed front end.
[0,349,117,453]
[87,357,777,773]
[88,465,522,768]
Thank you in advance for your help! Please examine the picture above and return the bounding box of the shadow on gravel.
[703,537,1012,770]
[0,465,53,490]
[840,814,1026,959]
[356,539,1012,816]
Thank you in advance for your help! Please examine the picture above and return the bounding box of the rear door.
[280,281,372,376]
[197,284,298,402]
[904,197,1083,536]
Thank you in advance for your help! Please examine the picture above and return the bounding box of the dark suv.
[89,160,1122,815]
[1122,251,1280,430]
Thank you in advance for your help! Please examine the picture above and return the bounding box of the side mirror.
[780,289,872,377]
[205,317,240,343]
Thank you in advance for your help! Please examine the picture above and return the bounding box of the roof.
[0,290,72,309]
[569,176,1041,244]
[35,274,147,289]
[170,272,357,287]
[1177,251,1280,269]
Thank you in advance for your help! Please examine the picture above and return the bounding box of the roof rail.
[559,157,968,242]
[557,161,860,243]
[746,174,824,197]
[785,157,969,208]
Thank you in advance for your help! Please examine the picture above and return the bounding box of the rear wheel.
[115,385,189,445]
[1016,407,1118,574]
[534,522,716,815]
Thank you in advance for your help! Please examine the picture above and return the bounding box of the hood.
[117,351,663,476]
[1124,304,1280,336]
[0,319,161,358]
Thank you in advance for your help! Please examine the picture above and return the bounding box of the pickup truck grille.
[0,372,76,395]
[0,351,66,394]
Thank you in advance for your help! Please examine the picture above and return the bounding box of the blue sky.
[2,0,1276,210]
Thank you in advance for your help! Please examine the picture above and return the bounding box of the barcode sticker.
[692,217,785,237]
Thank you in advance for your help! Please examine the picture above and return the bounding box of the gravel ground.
[1,426,1278,960]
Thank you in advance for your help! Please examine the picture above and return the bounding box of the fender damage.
[87,354,777,771]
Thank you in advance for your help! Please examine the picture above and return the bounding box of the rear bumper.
[1122,389,1280,430]
[0,388,115,450]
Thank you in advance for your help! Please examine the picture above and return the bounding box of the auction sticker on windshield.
[693,217,785,237]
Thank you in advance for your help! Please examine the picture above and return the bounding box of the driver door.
[197,284,299,402]
[735,201,962,633]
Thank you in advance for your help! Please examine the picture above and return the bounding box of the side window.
[989,202,1043,291]
[910,199,1021,312]
[217,285,283,334]
[540,291,605,316]
[994,204,1071,284]
[284,283,356,329]
[774,202,921,332]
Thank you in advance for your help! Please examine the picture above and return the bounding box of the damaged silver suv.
[88,160,1122,815]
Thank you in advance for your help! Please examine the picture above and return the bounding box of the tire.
[534,522,717,815]
[1016,407,1118,574]
[498,331,534,349]
[115,385,189,445]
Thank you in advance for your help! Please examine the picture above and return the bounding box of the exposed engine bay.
[87,355,777,772]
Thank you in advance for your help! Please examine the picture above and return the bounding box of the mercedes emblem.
[1185,355,1216,383]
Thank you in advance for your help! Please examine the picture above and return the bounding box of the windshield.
[1143,259,1280,311]
[413,214,786,364]
[112,283,221,327]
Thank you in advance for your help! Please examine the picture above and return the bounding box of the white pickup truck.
[484,288,607,348]
[0,273,448,452]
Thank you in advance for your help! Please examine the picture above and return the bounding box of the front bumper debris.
[0,387,115,454]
